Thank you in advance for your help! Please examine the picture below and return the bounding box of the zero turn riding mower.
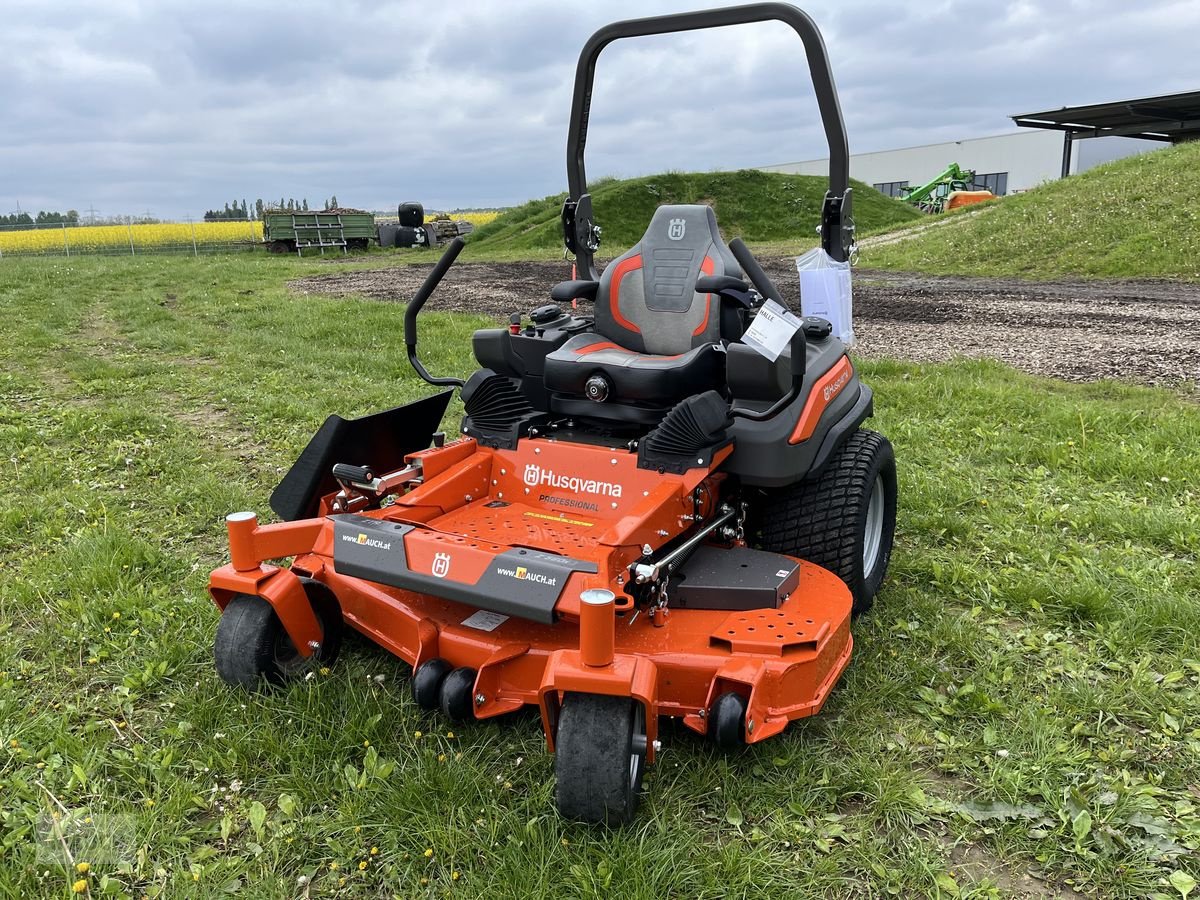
[209,3,897,825]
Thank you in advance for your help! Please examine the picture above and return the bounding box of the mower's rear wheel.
[555,693,646,825]
[214,588,341,690]
[439,667,478,723]
[412,658,453,711]
[751,429,897,616]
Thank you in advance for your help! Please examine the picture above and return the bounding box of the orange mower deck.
[209,435,854,759]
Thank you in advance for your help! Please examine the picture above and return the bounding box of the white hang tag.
[742,299,802,362]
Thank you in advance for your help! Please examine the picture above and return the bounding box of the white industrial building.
[761,130,1158,198]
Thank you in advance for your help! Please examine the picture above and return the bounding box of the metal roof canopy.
[1012,90,1200,177]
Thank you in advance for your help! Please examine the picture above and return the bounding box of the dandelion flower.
[75,862,90,874]
[452,871,461,881]
[72,880,87,894]
[370,847,378,856]
[358,861,368,871]
[424,848,433,858]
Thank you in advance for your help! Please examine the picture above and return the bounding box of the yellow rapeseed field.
[427,210,500,226]
[0,220,263,255]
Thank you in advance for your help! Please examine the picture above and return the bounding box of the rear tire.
[555,693,646,825]
[750,429,897,615]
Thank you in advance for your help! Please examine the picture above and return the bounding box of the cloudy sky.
[3,0,1196,219]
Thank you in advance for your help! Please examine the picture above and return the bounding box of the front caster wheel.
[412,658,453,711]
[555,693,647,825]
[214,586,341,690]
[709,691,748,750]
[439,667,478,723]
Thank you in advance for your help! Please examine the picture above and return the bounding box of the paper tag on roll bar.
[742,299,802,362]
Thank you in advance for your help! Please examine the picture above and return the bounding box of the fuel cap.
[584,373,610,402]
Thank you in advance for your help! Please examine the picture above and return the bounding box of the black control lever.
[405,238,466,388]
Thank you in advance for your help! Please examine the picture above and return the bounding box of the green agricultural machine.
[899,163,994,214]
[262,208,375,255]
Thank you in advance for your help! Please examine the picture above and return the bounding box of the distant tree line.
[204,199,253,221]
[205,196,344,221]
[1,210,80,227]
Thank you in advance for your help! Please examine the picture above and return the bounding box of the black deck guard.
[331,515,598,624]
[269,391,453,522]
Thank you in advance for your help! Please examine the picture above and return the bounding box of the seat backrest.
[594,204,740,355]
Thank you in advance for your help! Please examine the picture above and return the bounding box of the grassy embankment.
[862,141,1200,279]
[467,169,921,258]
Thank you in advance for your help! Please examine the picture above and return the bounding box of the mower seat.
[544,204,739,409]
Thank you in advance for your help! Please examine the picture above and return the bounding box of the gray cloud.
[1,0,1195,218]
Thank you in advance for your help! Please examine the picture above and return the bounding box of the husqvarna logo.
[520,463,622,497]
[432,552,451,578]
[823,368,851,402]
[667,218,686,241]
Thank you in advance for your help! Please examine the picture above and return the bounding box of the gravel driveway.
[290,260,1199,389]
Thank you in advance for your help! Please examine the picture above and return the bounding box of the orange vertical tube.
[579,588,616,667]
[226,511,260,572]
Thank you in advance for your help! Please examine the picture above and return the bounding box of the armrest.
[696,274,748,295]
[550,279,600,303]
[698,274,756,312]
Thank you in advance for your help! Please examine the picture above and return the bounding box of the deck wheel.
[214,589,341,690]
[555,693,646,825]
[709,691,748,750]
[439,667,478,723]
[412,658,453,711]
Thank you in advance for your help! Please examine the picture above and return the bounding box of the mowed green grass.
[1,252,1198,899]
[862,141,1200,279]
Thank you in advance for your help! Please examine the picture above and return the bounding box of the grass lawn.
[1,252,1198,899]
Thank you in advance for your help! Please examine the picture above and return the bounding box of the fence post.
[190,218,198,257]
[127,217,135,256]
[63,222,70,258]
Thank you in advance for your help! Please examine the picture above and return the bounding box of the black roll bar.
[563,3,854,277]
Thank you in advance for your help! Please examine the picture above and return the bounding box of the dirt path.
[290,260,1200,389]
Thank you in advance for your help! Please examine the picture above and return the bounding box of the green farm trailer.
[262,208,375,255]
